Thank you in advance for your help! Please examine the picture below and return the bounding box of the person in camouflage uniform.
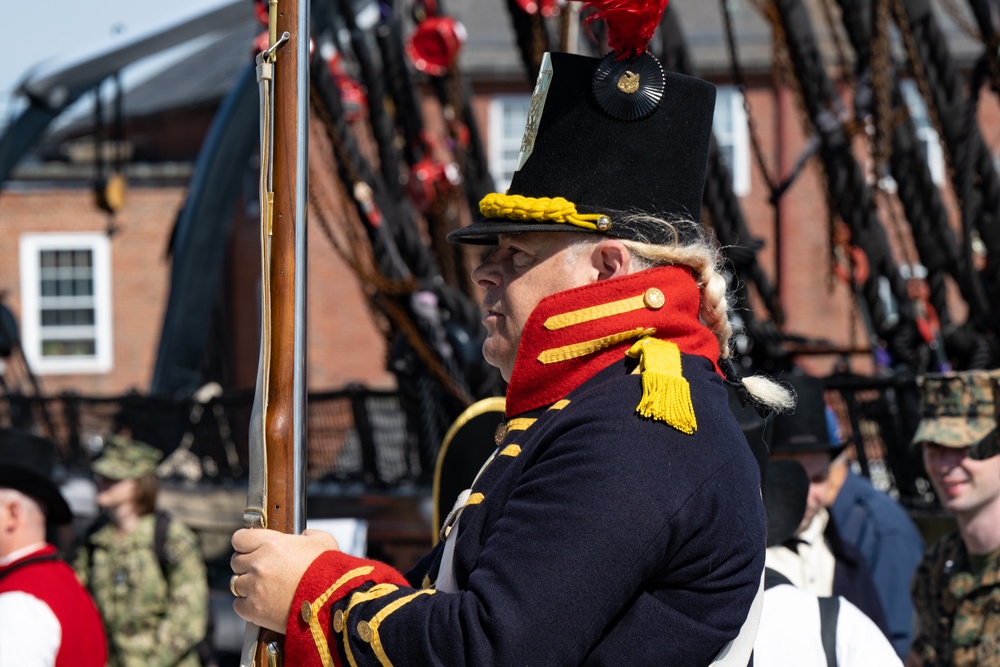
[74,435,208,667]
[908,370,1000,667]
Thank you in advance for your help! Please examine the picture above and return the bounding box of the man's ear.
[594,240,632,280]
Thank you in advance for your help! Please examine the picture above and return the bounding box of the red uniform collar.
[505,265,721,417]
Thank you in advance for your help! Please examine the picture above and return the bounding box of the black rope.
[834,0,987,341]
[895,0,1000,338]
[766,0,925,372]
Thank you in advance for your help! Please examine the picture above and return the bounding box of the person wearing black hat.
[230,2,795,665]
[754,458,902,666]
[765,374,889,636]
[826,414,924,660]
[0,428,107,667]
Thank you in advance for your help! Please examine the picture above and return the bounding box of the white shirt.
[766,508,837,596]
[754,584,902,667]
[0,543,61,667]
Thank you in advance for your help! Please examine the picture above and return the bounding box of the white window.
[901,80,944,186]
[713,86,751,196]
[19,233,113,374]
[488,94,531,192]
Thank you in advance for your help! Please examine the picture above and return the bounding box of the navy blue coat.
[288,355,766,666]
[831,469,924,658]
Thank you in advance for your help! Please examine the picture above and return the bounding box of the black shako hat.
[447,0,716,246]
[726,388,807,547]
[0,428,73,525]
[762,459,809,548]
[769,374,847,458]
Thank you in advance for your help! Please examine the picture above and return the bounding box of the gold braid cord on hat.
[479,193,609,232]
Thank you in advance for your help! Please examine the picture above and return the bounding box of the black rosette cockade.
[585,0,669,121]
[592,51,664,120]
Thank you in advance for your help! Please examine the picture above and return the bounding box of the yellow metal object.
[617,71,640,94]
[268,0,278,54]
[357,621,374,643]
[643,288,665,310]
[266,641,280,667]
[94,172,127,214]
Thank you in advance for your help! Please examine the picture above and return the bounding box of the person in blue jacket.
[229,1,795,664]
[765,374,892,640]
[827,427,924,658]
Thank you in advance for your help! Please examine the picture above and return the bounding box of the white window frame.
[19,233,113,374]
[900,80,944,186]
[713,86,751,196]
[488,94,532,193]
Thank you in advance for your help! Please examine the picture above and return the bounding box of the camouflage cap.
[92,435,163,480]
[911,370,1000,450]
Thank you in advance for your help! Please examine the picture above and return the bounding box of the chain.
[875,186,917,269]
[309,89,475,406]
[991,37,1000,101]
[936,0,981,41]
[817,0,856,88]
[751,0,874,343]
[871,0,894,177]
[889,0,962,208]
[753,0,818,147]
[720,0,778,193]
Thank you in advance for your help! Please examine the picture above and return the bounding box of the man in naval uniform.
[230,1,793,664]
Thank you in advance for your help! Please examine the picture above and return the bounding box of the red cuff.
[285,550,409,667]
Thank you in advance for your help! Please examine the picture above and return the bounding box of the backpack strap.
[153,510,172,581]
[818,595,840,667]
[85,513,172,582]
[763,567,793,590]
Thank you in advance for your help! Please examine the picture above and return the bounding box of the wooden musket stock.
[242,0,308,664]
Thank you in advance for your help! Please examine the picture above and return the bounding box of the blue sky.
[4,0,236,126]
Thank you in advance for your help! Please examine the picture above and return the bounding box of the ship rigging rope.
[749,0,852,308]
[308,90,475,407]
[871,0,895,177]
[889,0,998,329]
[936,0,981,41]
[719,0,778,193]
[816,0,856,88]
[889,0,965,212]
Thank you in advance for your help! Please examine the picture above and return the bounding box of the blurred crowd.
[750,369,1000,666]
[2,367,1000,665]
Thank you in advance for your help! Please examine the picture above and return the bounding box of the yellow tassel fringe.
[626,338,697,434]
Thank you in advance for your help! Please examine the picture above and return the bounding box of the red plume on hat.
[583,0,669,59]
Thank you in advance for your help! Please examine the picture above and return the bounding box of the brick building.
[2,0,998,400]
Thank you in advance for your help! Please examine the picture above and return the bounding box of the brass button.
[357,620,374,643]
[494,422,508,446]
[596,216,612,232]
[643,287,665,310]
[332,609,344,633]
[300,601,312,623]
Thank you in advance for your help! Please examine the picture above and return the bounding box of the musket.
[241,0,309,664]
